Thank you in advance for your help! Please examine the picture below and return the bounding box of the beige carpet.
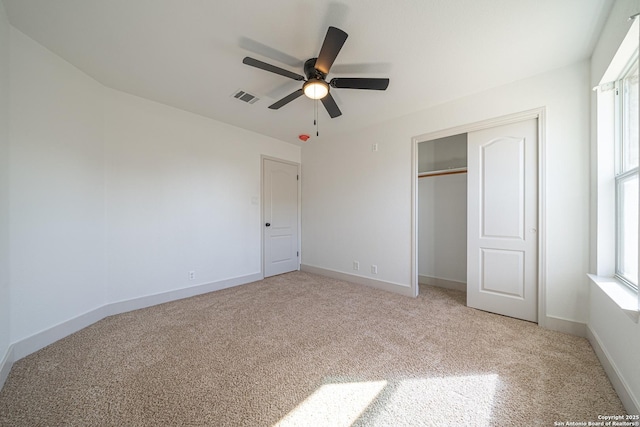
[0,271,626,426]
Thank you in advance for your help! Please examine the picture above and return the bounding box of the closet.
[415,116,539,322]
[417,133,468,292]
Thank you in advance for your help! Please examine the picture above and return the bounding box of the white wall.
[302,59,591,325]
[418,134,467,173]
[104,89,300,303]
[5,27,301,356]
[9,27,107,342]
[588,0,640,414]
[0,1,11,367]
[418,174,467,285]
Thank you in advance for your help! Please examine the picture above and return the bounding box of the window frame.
[614,53,639,291]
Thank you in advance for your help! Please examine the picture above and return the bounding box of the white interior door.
[263,159,299,277]
[467,119,538,322]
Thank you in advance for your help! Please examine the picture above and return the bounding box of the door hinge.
[297,174,299,181]
[297,251,299,257]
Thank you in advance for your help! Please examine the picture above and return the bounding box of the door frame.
[410,107,547,326]
[261,156,302,279]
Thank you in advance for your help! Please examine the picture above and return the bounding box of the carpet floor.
[0,271,626,426]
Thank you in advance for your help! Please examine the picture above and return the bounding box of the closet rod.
[418,168,467,178]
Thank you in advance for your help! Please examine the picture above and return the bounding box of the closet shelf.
[418,167,467,178]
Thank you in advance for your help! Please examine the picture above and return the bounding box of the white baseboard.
[0,344,14,390]
[13,305,110,360]
[107,272,262,317]
[587,325,640,415]
[301,264,414,297]
[542,315,587,337]
[418,275,466,292]
[2,272,262,390]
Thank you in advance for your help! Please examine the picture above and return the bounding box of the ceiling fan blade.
[315,27,348,75]
[242,57,305,81]
[321,92,342,118]
[330,77,390,90]
[268,89,304,109]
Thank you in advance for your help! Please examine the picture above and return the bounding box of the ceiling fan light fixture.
[303,79,329,99]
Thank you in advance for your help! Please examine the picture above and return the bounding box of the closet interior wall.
[418,134,468,292]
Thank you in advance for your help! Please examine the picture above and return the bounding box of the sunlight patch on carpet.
[370,374,499,426]
[273,374,498,426]
[273,380,388,427]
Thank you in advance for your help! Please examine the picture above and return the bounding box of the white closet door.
[467,119,538,322]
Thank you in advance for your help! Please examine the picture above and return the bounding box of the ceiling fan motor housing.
[304,58,326,81]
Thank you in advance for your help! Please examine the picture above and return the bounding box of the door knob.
[265,223,271,227]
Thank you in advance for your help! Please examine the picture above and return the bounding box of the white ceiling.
[3,0,613,145]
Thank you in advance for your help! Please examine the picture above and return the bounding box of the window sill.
[588,274,639,323]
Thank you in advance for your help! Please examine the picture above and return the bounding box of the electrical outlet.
[353,261,360,271]
[189,271,195,280]
[372,143,378,152]
[371,265,377,274]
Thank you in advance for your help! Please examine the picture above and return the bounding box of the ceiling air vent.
[232,89,259,104]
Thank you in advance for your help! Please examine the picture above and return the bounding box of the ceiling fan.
[242,26,390,118]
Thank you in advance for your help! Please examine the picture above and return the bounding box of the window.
[591,16,639,316]
[615,56,639,290]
